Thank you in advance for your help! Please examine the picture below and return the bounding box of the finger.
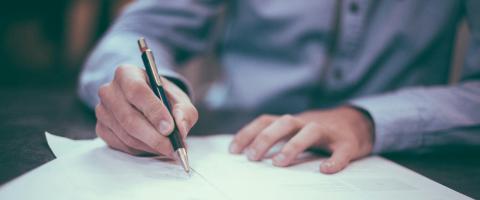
[96,122,143,155]
[172,102,199,139]
[245,115,302,161]
[229,114,276,154]
[156,77,196,138]
[319,145,352,174]
[98,81,174,156]
[95,103,158,154]
[114,66,175,136]
[162,77,191,102]
[272,123,324,167]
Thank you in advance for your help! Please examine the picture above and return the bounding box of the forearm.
[77,32,187,109]
[78,0,224,108]
[350,81,480,153]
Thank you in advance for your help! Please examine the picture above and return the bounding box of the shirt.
[78,0,480,153]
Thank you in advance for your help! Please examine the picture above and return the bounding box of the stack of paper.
[0,132,471,200]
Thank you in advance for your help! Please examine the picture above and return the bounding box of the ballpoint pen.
[137,37,190,174]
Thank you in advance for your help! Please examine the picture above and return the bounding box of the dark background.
[0,1,479,199]
[0,0,130,188]
[0,0,131,88]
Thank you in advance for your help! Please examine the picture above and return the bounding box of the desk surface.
[0,86,479,199]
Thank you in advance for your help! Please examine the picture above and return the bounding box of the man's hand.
[95,65,198,157]
[229,106,374,174]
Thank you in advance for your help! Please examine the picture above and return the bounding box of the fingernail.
[322,161,335,169]
[229,143,239,153]
[158,120,172,136]
[246,148,257,160]
[273,153,286,165]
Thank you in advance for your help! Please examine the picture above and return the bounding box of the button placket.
[349,1,359,14]
[337,0,368,59]
[327,0,370,86]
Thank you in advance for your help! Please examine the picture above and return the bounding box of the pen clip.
[145,51,163,87]
[138,38,163,87]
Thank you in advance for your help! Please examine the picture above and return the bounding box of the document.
[0,132,472,200]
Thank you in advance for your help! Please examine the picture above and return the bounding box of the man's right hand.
[95,65,198,157]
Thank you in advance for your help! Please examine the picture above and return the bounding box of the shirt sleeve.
[78,0,225,109]
[349,0,480,153]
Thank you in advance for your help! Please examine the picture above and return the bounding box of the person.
[78,0,480,174]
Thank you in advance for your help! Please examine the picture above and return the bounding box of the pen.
[137,37,191,174]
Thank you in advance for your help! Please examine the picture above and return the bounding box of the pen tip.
[176,148,191,175]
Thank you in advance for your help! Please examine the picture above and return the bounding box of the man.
[79,0,480,174]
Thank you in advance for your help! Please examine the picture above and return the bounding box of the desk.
[0,86,479,198]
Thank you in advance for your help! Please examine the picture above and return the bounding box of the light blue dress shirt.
[78,0,480,153]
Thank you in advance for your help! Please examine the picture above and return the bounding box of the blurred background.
[0,0,468,98]
[0,0,219,101]
[0,0,131,88]
[0,0,133,184]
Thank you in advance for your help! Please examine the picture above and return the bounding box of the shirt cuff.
[348,93,426,153]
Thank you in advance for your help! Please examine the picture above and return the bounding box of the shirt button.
[333,68,343,80]
[349,2,359,14]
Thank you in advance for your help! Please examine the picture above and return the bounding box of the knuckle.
[94,104,101,113]
[115,65,131,78]
[305,122,322,131]
[119,115,138,131]
[259,114,274,122]
[184,104,199,126]
[97,84,111,100]
[302,122,325,139]
[114,66,126,83]
[147,106,166,122]
[190,105,199,124]
[257,132,273,143]
[232,134,247,146]
[95,123,106,138]
[281,114,294,120]
[279,114,297,126]
[94,104,108,121]
[125,80,148,102]
[94,104,102,118]
[173,103,198,126]
[95,123,101,135]
[122,136,139,147]
[285,141,302,153]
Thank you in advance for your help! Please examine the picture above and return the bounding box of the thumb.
[320,145,352,174]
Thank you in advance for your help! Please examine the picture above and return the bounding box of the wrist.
[343,105,375,154]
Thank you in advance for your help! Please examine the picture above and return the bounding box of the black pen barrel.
[142,52,185,151]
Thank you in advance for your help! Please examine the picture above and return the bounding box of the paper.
[45,132,102,158]
[0,132,472,200]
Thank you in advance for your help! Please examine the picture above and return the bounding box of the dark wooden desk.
[0,86,479,198]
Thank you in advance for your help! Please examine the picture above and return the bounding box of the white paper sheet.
[0,132,472,200]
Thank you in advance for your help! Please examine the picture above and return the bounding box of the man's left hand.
[229,106,374,174]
